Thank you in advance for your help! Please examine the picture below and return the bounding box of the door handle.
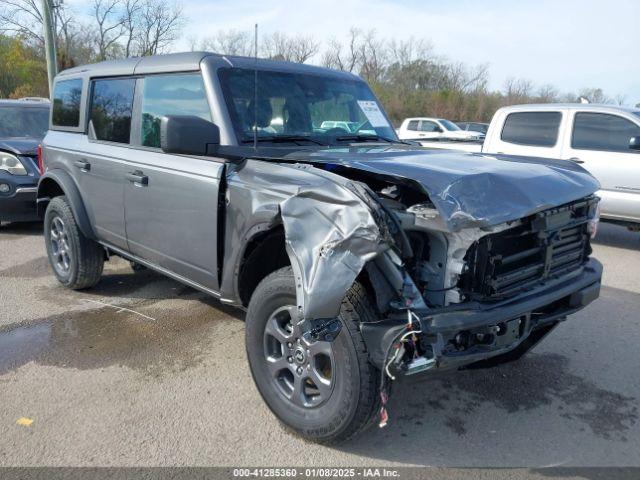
[127,170,148,186]
[74,159,91,171]
[569,157,584,164]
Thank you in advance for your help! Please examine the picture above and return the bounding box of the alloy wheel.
[263,305,335,408]
[50,216,71,275]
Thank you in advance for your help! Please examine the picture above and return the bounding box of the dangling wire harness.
[378,309,423,428]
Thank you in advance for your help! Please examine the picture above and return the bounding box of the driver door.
[122,73,224,291]
[418,120,441,139]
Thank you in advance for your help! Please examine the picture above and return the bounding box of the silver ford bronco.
[38,52,602,443]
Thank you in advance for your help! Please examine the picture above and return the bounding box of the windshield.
[439,119,461,131]
[219,68,397,144]
[0,106,49,139]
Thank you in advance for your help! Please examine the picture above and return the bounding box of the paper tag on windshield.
[357,101,388,127]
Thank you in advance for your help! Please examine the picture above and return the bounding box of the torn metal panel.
[279,170,390,320]
[285,146,601,231]
[222,160,394,321]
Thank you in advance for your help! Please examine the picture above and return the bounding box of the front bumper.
[361,258,603,372]
[0,183,39,222]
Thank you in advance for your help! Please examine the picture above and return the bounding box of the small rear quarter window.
[52,79,83,127]
[501,111,561,147]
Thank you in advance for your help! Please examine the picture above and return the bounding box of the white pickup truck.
[413,104,640,228]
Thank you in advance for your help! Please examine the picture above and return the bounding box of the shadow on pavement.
[333,285,639,466]
[0,221,42,237]
[593,222,639,250]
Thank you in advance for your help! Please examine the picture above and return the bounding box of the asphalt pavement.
[0,221,638,472]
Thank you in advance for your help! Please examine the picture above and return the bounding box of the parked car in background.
[0,99,50,226]
[416,104,640,229]
[481,104,640,229]
[38,53,601,443]
[456,121,489,135]
[397,117,484,142]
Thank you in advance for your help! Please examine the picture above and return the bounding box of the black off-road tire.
[44,195,104,289]
[245,266,381,444]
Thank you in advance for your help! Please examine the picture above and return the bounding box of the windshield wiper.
[334,134,410,145]
[241,135,327,146]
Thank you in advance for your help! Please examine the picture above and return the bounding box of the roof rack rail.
[18,97,51,103]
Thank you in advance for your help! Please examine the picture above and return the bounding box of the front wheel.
[44,195,104,289]
[245,267,380,443]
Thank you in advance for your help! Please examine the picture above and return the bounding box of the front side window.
[89,78,136,144]
[572,112,640,153]
[219,67,396,145]
[501,111,561,147]
[140,73,211,148]
[419,121,439,132]
[439,119,460,131]
[471,123,488,134]
[52,79,82,127]
[0,107,49,138]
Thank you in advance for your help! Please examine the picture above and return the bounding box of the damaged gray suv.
[38,52,603,443]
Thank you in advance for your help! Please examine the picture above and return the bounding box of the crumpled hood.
[0,138,40,156]
[287,147,600,231]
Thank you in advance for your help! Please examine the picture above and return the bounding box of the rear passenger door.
[80,77,137,249]
[122,73,224,291]
[563,111,640,222]
[486,110,566,158]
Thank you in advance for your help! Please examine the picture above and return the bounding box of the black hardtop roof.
[56,51,361,82]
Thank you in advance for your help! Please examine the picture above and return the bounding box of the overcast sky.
[174,0,639,105]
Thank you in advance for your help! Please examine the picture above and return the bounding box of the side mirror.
[630,136,640,151]
[160,115,220,156]
[436,126,444,133]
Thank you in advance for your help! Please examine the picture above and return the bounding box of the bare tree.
[321,28,362,72]
[578,87,612,104]
[0,0,85,69]
[198,29,253,56]
[288,35,319,63]
[134,0,183,56]
[388,37,432,66]
[358,30,387,83]
[536,84,560,103]
[0,0,44,45]
[92,0,124,61]
[120,0,142,57]
[614,94,627,106]
[505,77,534,103]
[261,32,318,63]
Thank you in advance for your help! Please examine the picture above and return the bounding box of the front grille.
[458,196,597,302]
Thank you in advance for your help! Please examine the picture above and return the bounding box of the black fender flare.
[37,169,97,240]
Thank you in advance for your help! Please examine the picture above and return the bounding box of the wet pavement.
[0,221,639,468]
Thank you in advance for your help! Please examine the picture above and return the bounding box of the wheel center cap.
[293,347,306,365]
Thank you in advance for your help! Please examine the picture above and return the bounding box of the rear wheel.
[44,196,104,289]
[245,267,380,443]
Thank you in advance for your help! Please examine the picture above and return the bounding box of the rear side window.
[501,111,561,147]
[89,78,136,144]
[407,120,419,131]
[572,112,640,153]
[52,79,82,127]
[140,73,211,148]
